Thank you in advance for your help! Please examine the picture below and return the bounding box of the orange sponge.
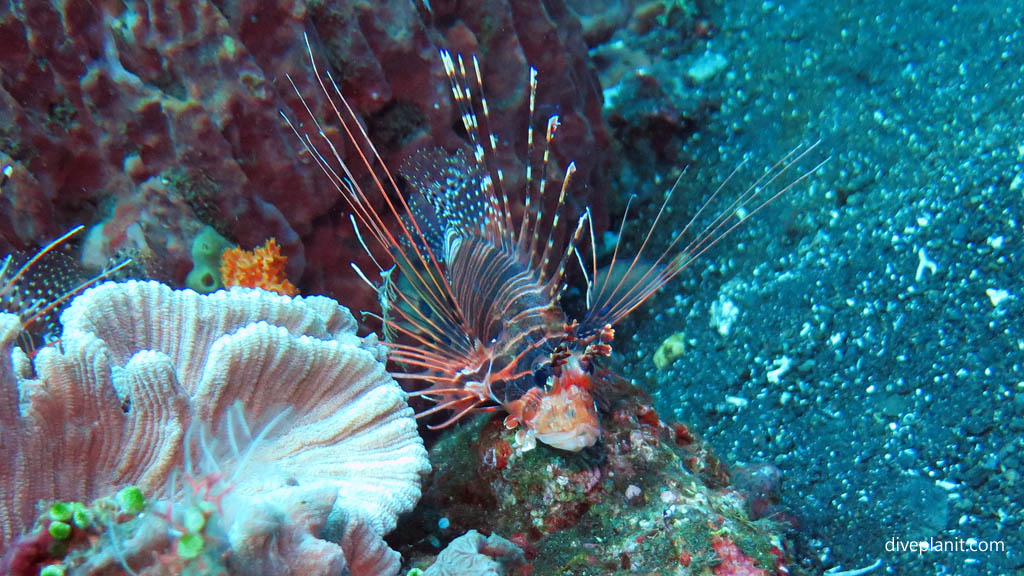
[220,238,298,296]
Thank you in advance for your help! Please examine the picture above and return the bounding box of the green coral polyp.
[49,502,73,522]
[71,502,92,529]
[40,565,66,576]
[116,485,146,515]
[177,532,205,559]
[183,506,206,533]
[48,520,71,540]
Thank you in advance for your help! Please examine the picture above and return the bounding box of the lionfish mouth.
[498,354,602,452]
[534,424,600,452]
[282,33,826,450]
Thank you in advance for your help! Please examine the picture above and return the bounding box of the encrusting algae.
[653,332,687,370]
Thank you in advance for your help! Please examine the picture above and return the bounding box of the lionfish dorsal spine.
[440,50,518,252]
[283,34,484,369]
[518,66,540,258]
[526,115,562,273]
[551,207,593,299]
[439,57,596,326]
[440,48,582,291]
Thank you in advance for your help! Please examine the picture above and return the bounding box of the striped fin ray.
[439,50,580,289]
[446,237,560,348]
[440,51,514,249]
[517,67,541,258]
[580,141,828,334]
[282,109,472,370]
[1,225,132,349]
[282,34,479,369]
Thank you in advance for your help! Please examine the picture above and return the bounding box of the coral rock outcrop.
[1,0,608,316]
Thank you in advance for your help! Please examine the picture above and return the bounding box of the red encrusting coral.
[711,535,770,576]
[220,238,298,296]
[481,438,514,471]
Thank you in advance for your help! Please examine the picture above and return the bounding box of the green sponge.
[186,226,235,293]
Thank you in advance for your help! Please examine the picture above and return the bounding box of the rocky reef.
[0,0,608,316]
[1,2,811,574]
[397,393,793,575]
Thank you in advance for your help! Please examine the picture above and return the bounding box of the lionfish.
[0,166,132,350]
[284,37,823,451]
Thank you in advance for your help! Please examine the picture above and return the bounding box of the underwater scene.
[0,0,1019,575]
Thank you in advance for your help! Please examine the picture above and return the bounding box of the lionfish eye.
[533,365,550,387]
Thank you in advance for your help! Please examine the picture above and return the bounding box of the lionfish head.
[504,355,600,452]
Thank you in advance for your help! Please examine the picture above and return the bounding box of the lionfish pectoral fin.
[576,257,666,336]
[425,398,485,429]
[383,263,463,349]
[2,226,133,350]
[581,141,827,331]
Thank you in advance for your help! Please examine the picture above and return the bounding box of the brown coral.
[220,238,298,296]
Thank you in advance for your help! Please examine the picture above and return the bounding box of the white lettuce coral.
[0,280,430,575]
[424,530,527,576]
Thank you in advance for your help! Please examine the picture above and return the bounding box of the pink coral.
[0,281,430,575]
